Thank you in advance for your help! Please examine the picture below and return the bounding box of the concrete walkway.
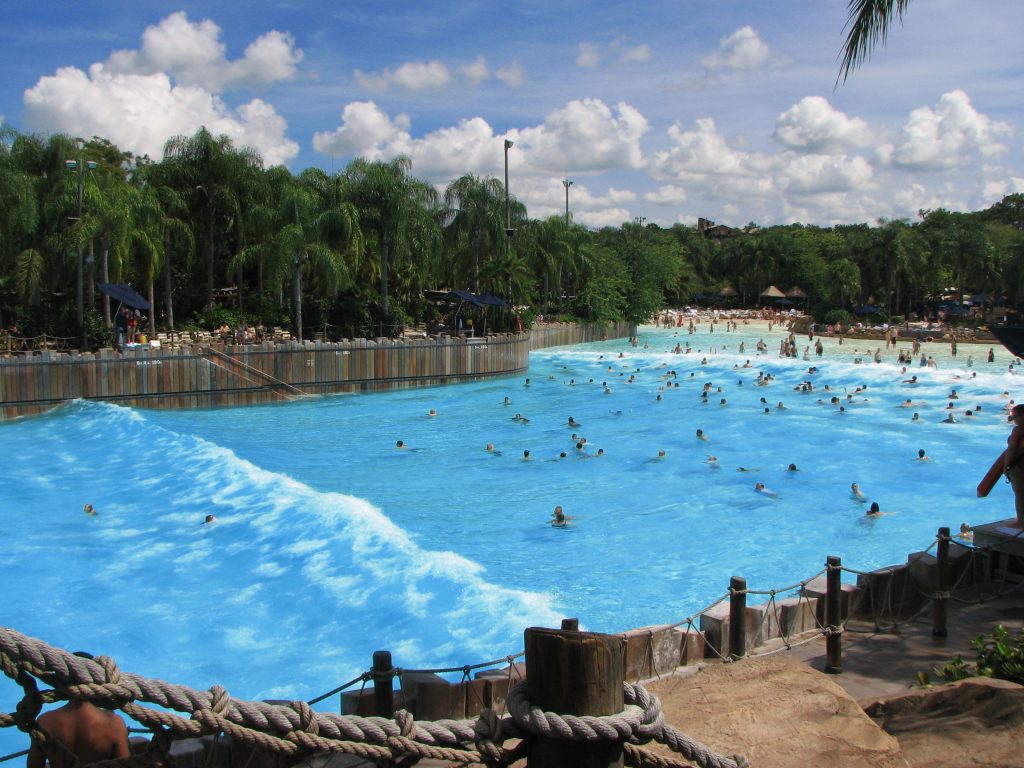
[783,567,1024,703]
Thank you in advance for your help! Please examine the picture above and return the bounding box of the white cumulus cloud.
[517,98,649,172]
[645,185,687,206]
[312,101,412,158]
[700,26,775,73]
[355,60,452,92]
[775,153,874,195]
[21,12,300,166]
[102,11,301,92]
[773,96,872,154]
[496,62,525,87]
[889,90,1010,171]
[23,67,298,166]
[459,55,489,86]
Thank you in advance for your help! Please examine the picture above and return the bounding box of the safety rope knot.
[96,655,121,686]
[208,685,230,715]
[13,672,43,733]
[292,700,319,736]
[393,709,416,739]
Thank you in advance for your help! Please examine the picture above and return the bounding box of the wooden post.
[825,555,842,674]
[729,576,747,660]
[372,650,394,717]
[525,625,625,768]
[933,526,950,637]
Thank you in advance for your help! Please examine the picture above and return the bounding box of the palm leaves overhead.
[838,0,913,83]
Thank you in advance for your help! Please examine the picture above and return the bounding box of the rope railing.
[0,627,748,768]
[1,334,78,353]
[5,525,1024,767]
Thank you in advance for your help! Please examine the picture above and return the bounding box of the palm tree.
[838,0,913,82]
[341,156,439,319]
[442,174,507,292]
[232,170,358,340]
[162,127,262,310]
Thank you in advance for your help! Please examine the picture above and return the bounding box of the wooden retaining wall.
[0,321,635,420]
[339,538,983,722]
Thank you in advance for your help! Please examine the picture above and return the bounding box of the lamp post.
[66,155,97,344]
[503,139,515,322]
[563,179,573,223]
[503,139,515,250]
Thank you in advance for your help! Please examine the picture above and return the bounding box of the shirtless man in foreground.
[1003,404,1024,527]
[27,699,130,768]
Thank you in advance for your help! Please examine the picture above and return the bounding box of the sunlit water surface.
[1,323,1017,753]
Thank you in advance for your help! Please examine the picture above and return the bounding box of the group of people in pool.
[388,322,1020,534]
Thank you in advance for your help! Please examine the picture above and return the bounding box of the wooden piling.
[933,526,950,638]
[728,576,747,660]
[825,555,842,674]
[525,625,625,768]
[372,650,394,717]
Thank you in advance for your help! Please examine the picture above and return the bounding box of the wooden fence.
[0,322,635,420]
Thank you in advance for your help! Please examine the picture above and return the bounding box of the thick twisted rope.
[1,627,748,768]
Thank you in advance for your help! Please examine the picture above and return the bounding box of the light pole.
[563,178,573,223]
[503,139,515,251]
[66,154,97,345]
[503,139,515,324]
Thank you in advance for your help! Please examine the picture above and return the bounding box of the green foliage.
[933,625,1024,685]
[8,124,1024,345]
[83,309,113,350]
[972,624,1024,684]
[822,308,851,326]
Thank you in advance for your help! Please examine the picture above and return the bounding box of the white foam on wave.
[35,401,565,671]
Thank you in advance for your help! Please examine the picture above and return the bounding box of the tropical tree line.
[2,124,1024,348]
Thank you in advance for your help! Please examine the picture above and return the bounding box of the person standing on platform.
[1003,404,1024,527]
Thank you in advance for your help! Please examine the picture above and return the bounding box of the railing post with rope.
[371,649,394,717]
[524,623,626,768]
[729,576,747,660]
[825,555,842,674]
[933,526,950,638]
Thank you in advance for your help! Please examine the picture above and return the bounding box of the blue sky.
[2,1,1021,229]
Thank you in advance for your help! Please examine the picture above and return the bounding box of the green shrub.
[822,308,851,326]
[932,625,1024,685]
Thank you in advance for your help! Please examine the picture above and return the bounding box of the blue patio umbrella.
[97,283,150,310]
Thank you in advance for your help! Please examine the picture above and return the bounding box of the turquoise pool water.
[0,323,1016,752]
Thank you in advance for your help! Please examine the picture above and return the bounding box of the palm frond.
[837,0,913,84]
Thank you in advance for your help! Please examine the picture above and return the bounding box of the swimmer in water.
[567,416,580,427]
[696,428,708,442]
[754,482,778,498]
[427,408,437,417]
[787,463,798,472]
[917,448,929,461]
[851,482,865,499]
[83,503,96,516]
[523,449,531,460]
[706,455,720,468]
[503,396,511,406]
[551,505,567,526]
[396,440,407,449]
[204,514,216,524]
[866,501,884,517]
